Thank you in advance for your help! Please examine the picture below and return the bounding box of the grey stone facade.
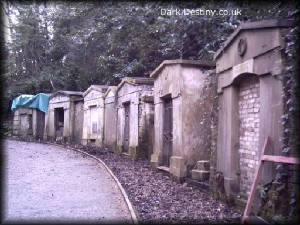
[213,19,295,203]
[103,86,118,151]
[44,91,83,143]
[116,77,154,160]
[82,85,108,146]
[149,59,216,181]
[13,108,45,139]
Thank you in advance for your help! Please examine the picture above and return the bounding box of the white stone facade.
[82,85,108,146]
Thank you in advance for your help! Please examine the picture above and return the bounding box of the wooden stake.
[242,136,299,223]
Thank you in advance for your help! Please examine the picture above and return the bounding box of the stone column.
[49,108,55,138]
[129,94,139,160]
[116,105,124,154]
[259,75,284,183]
[217,86,240,199]
[98,103,105,146]
[150,101,163,168]
[81,104,88,145]
[32,109,37,138]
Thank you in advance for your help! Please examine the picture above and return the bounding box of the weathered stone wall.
[182,67,217,171]
[214,22,290,202]
[151,64,184,169]
[45,94,70,140]
[82,89,105,146]
[104,87,117,151]
[13,107,46,140]
[74,100,84,143]
[116,81,154,160]
[32,109,46,139]
[13,108,33,137]
[238,76,260,199]
[116,84,139,155]
[12,109,21,136]
[138,95,154,159]
[150,61,216,181]
[44,93,83,143]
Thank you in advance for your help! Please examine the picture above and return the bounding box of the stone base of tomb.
[150,153,160,169]
[169,156,187,181]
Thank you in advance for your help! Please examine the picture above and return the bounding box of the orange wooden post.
[242,137,270,223]
[242,137,300,223]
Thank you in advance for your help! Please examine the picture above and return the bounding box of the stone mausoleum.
[12,93,49,140]
[44,91,83,143]
[212,19,296,204]
[103,86,118,151]
[81,85,108,146]
[116,77,154,160]
[149,59,216,181]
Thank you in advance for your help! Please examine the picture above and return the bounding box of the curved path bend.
[3,139,132,223]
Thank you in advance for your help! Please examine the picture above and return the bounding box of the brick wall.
[238,76,260,199]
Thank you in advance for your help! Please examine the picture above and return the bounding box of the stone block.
[129,146,138,161]
[196,160,210,171]
[169,156,187,179]
[191,169,210,181]
[116,145,122,154]
[150,153,160,168]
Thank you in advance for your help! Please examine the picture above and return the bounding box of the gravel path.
[3,139,132,223]
[68,143,242,224]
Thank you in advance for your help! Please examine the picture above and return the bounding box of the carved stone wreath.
[238,38,247,57]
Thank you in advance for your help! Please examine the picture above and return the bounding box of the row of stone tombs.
[12,19,295,205]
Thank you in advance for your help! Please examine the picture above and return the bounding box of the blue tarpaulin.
[11,93,50,113]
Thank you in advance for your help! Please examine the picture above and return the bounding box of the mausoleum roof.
[117,77,154,91]
[149,59,215,79]
[104,86,118,98]
[83,85,109,97]
[50,90,83,99]
[214,19,295,60]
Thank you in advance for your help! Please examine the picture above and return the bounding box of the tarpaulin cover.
[11,93,50,113]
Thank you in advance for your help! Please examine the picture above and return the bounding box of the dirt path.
[3,139,132,223]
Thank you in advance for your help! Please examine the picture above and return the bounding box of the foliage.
[2,1,298,117]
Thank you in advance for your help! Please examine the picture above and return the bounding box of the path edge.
[46,142,139,224]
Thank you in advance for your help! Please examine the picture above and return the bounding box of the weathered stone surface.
[215,19,292,202]
[191,169,210,181]
[103,86,118,151]
[196,160,210,171]
[13,108,45,140]
[116,77,154,160]
[44,91,83,143]
[169,156,187,179]
[82,85,108,146]
[150,60,216,181]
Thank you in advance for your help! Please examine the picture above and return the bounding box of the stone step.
[185,177,210,191]
[196,160,210,171]
[157,166,170,173]
[121,152,130,157]
[191,169,210,181]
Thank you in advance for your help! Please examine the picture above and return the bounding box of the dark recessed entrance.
[162,97,173,167]
[123,102,130,153]
[54,107,64,137]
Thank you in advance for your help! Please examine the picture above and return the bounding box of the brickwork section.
[238,76,260,199]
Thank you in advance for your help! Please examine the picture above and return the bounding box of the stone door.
[163,98,173,166]
[90,106,98,134]
[123,103,130,153]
